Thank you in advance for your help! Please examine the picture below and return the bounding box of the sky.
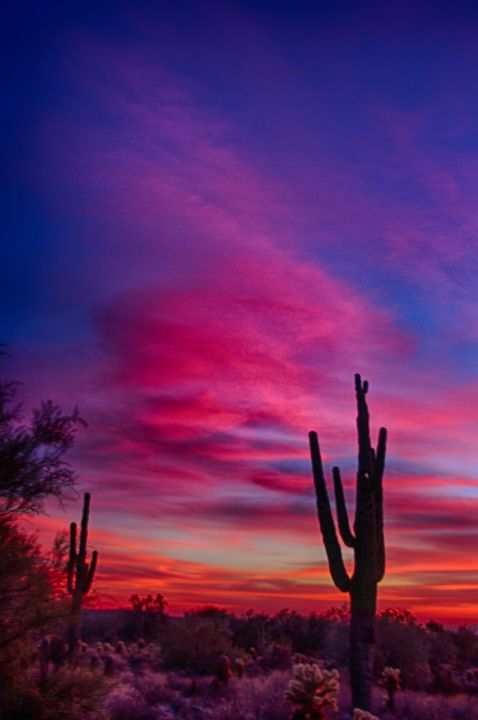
[3,0,478,624]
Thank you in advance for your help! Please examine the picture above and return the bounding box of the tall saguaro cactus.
[67,492,98,657]
[308,374,387,711]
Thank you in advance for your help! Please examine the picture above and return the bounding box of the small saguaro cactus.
[216,654,232,685]
[309,374,387,712]
[235,657,245,679]
[67,492,98,657]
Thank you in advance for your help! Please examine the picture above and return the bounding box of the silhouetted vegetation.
[309,374,387,711]
[2,369,478,719]
[0,379,85,516]
[130,593,168,640]
[67,492,98,658]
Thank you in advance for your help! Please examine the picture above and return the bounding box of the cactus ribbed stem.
[67,492,98,658]
[309,374,387,711]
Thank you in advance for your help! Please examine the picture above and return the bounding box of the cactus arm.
[374,428,386,483]
[333,466,355,548]
[85,550,98,593]
[309,431,351,592]
[79,492,91,560]
[374,428,387,582]
[355,373,373,479]
[67,522,77,594]
[67,493,97,598]
[67,492,98,658]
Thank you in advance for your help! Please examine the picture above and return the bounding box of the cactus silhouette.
[67,492,98,657]
[309,374,387,711]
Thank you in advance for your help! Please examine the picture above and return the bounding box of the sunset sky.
[3,1,478,624]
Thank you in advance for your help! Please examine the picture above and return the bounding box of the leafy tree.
[375,609,431,690]
[0,366,89,717]
[0,514,71,720]
[0,372,84,656]
[230,609,272,653]
[0,516,65,655]
[0,380,85,516]
[130,593,168,639]
[453,625,478,669]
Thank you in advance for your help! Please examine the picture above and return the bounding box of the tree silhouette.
[130,592,168,639]
[0,380,85,516]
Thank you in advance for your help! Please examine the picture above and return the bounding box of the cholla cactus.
[354,710,380,720]
[378,667,400,711]
[286,662,339,720]
[293,653,313,664]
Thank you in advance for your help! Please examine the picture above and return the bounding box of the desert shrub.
[426,625,458,678]
[104,670,289,720]
[41,666,111,720]
[231,610,273,654]
[453,626,478,669]
[435,663,462,694]
[105,684,152,720]
[259,641,293,671]
[81,610,132,642]
[378,666,400,711]
[270,610,310,651]
[0,643,46,720]
[390,688,478,720]
[230,608,333,662]
[305,614,329,657]
[127,641,162,672]
[424,663,478,696]
[133,670,170,705]
[0,519,72,719]
[322,619,349,668]
[130,594,168,641]
[202,670,289,720]
[161,616,239,674]
[0,518,68,657]
[375,609,431,690]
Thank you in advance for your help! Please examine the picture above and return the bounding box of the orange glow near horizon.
[7,23,478,630]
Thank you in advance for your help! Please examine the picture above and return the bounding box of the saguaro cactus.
[309,374,387,711]
[67,492,98,656]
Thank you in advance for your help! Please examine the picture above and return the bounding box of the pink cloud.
[10,33,478,623]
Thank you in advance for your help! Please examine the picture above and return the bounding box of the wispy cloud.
[6,17,478,622]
